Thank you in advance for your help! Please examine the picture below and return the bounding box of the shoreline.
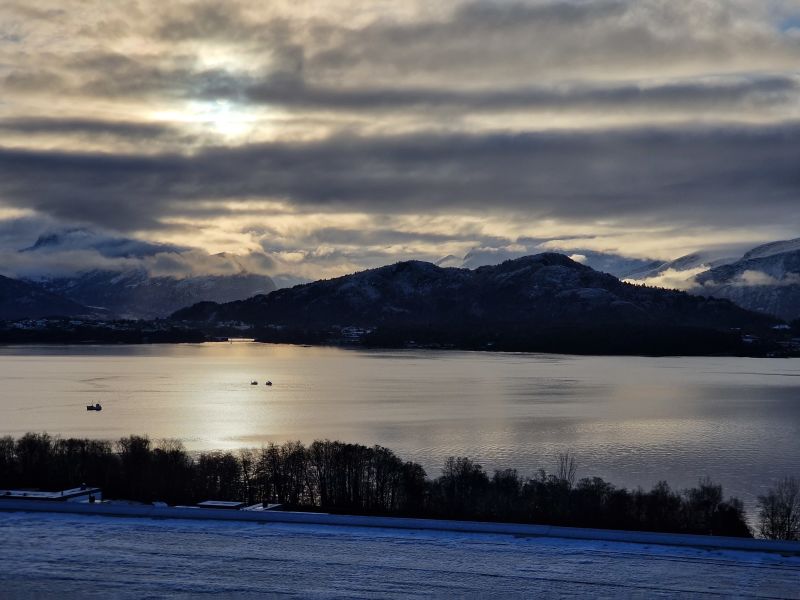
[1,338,798,359]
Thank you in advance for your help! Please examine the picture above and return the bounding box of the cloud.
[725,269,800,287]
[1,124,799,231]
[18,227,185,256]
[237,74,800,122]
[6,1,800,118]
[626,266,712,291]
[1,0,800,280]
[307,1,800,85]
[0,117,181,139]
[141,248,277,278]
[0,220,280,280]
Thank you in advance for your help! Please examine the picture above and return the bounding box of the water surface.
[2,342,799,509]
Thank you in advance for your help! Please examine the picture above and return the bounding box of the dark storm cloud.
[0,117,185,140]
[46,49,799,117]
[241,75,799,114]
[308,1,800,83]
[1,124,798,230]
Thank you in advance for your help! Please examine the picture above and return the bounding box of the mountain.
[435,254,462,268]
[0,275,93,320]
[35,270,277,319]
[695,242,800,321]
[741,238,800,261]
[563,250,663,280]
[623,252,737,282]
[173,254,776,355]
[621,237,800,321]
[16,227,279,319]
[456,247,660,278]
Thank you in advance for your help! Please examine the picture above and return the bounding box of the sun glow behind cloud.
[152,101,261,139]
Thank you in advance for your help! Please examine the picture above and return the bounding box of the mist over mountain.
[622,237,800,321]
[695,243,800,322]
[9,228,279,319]
[620,252,739,292]
[19,228,186,259]
[7,224,800,323]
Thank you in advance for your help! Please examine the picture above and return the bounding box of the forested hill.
[172,253,780,355]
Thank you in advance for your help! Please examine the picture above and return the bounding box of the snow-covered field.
[1,512,798,599]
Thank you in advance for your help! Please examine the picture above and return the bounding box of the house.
[0,485,102,503]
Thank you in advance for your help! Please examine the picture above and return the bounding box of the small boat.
[265,381,273,386]
[86,403,102,411]
[251,380,258,385]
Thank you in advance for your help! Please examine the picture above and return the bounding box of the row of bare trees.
[3,434,797,539]
[0,434,426,514]
[757,477,800,541]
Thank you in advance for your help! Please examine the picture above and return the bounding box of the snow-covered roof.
[0,487,101,501]
[196,500,247,510]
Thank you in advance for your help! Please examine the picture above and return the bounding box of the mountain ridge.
[172,253,778,355]
[34,269,277,320]
[0,275,95,320]
[696,247,800,321]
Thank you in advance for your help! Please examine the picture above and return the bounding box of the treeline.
[0,321,206,344]
[362,324,760,356]
[2,433,788,539]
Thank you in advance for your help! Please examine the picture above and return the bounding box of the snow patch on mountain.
[742,237,800,261]
[444,245,660,279]
[693,241,800,320]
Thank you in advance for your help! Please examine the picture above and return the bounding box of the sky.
[1,0,799,281]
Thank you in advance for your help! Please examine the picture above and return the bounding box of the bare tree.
[556,450,578,488]
[757,477,800,541]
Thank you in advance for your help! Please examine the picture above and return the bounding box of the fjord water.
[2,342,799,508]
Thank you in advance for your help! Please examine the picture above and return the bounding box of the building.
[195,500,247,510]
[0,486,102,503]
